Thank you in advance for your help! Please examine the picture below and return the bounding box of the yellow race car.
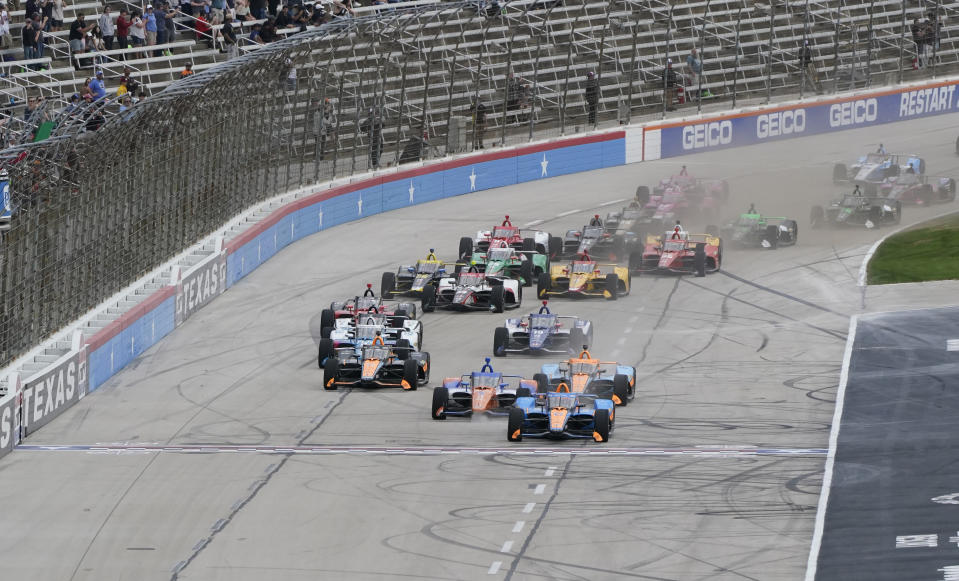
[536,251,630,300]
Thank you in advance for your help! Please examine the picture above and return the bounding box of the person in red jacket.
[116,8,130,55]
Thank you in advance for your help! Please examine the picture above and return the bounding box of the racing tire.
[548,236,563,259]
[491,284,506,313]
[613,374,630,407]
[320,326,333,339]
[493,326,509,357]
[764,225,780,249]
[947,179,957,202]
[318,338,334,368]
[635,185,650,206]
[420,352,431,384]
[395,338,412,360]
[569,327,586,352]
[785,220,799,245]
[593,409,611,442]
[394,310,408,322]
[810,206,825,229]
[323,358,339,390]
[522,237,536,253]
[403,359,419,391]
[605,273,619,301]
[516,387,532,399]
[705,224,719,237]
[507,407,524,442]
[320,308,335,333]
[694,244,706,278]
[537,272,551,299]
[381,271,396,297]
[519,259,533,287]
[533,373,550,394]
[458,236,473,259]
[421,284,436,313]
[431,387,448,420]
[629,250,643,271]
[832,163,847,184]
[868,205,883,226]
[894,202,902,225]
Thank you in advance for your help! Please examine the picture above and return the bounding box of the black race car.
[810,194,902,229]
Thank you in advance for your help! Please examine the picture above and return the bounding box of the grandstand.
[0,0,957,371]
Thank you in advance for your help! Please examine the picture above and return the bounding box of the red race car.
[878,173,956,206]
[635,225,722,276]
[459,215,560,259]
[317,284,418,332]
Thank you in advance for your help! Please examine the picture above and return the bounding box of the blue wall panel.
[89,296,175,391]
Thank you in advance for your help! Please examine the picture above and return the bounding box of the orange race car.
[534,348,636,406]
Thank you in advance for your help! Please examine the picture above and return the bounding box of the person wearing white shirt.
[0,3,10,49]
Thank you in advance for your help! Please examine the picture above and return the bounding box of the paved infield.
[814,307,959,581]
[2,115,959,581]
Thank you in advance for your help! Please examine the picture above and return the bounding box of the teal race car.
[466,241,549,287]
[719,209,798,249]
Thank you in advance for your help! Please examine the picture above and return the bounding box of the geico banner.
[21,347,88,438]
[658,82,959,158]
[175,252,227,327]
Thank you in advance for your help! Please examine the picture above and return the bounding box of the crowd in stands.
[911,11,944,69]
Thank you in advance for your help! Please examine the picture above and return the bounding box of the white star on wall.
[469,168,477,191]
[358,196,363,215]
[541,153,549,177]
[409,180,415,203]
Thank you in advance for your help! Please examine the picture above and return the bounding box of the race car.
[318,284,417,329]
[381,250,458,309]
[459,215,560,258]
[558,216,641,262]
[493,300,593,356]
[536,250,630,300]
[534,348,635,406]
[634,226,722,276]
[507,391,615,442]
[320,312,423,363]
[833,152,925,193]
[431,269,522,312]
[430,358,538,419]
[878,173,956,205]
[810,194,902,229]
[720,208,798,249]
[465,240,548,287]
[321,332,429,391]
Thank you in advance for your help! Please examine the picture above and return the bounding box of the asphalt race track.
[3,114,959,581]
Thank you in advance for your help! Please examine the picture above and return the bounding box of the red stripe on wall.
[87,286,176,352]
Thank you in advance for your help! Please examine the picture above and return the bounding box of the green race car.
[720,210,798,249]
[467,242,549,287]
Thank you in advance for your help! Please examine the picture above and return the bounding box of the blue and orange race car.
[431,358,538,419]
[507,392,615,442]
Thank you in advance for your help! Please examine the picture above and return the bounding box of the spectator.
[259,16,276,42]
[163,2,176,43]
[180,62,194,77]
[22,19,36,62]
[310,3,326,25]
[250,0,266,19]
[211,0,225,23]
[195,10,212,46]
[24,0,37,21]
[235,0,252,20]
[584,71,599,125]
[32,13,46,60]
[249,22,263,43]
[912,18,925,69]
[88,69,107,100]
[293,5,309,30]
[119,66,140,95]
[284,57,296,91]
[798,40,822,94]
[23,96,46,127]
[129,10,146,50]
[0,3,11,50]
[472,99,486,149]
[316,97,335,159]
[154,2,167,56]
[116,78,128,97]
[267,0,278,17]
[49,0,62,30]
[40,0,52,30]
[331,0,354,18]
[662,58,678,111]
[98,6,114,50]
[116,9,130,52]
[119,95,133,112]
[144,5,157,46]
[685,47,702,94]
[399,131,428,164]
[506,72,520,110]
[275,3,291,27]
[361,108,383,169]
[221,14,237,59]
